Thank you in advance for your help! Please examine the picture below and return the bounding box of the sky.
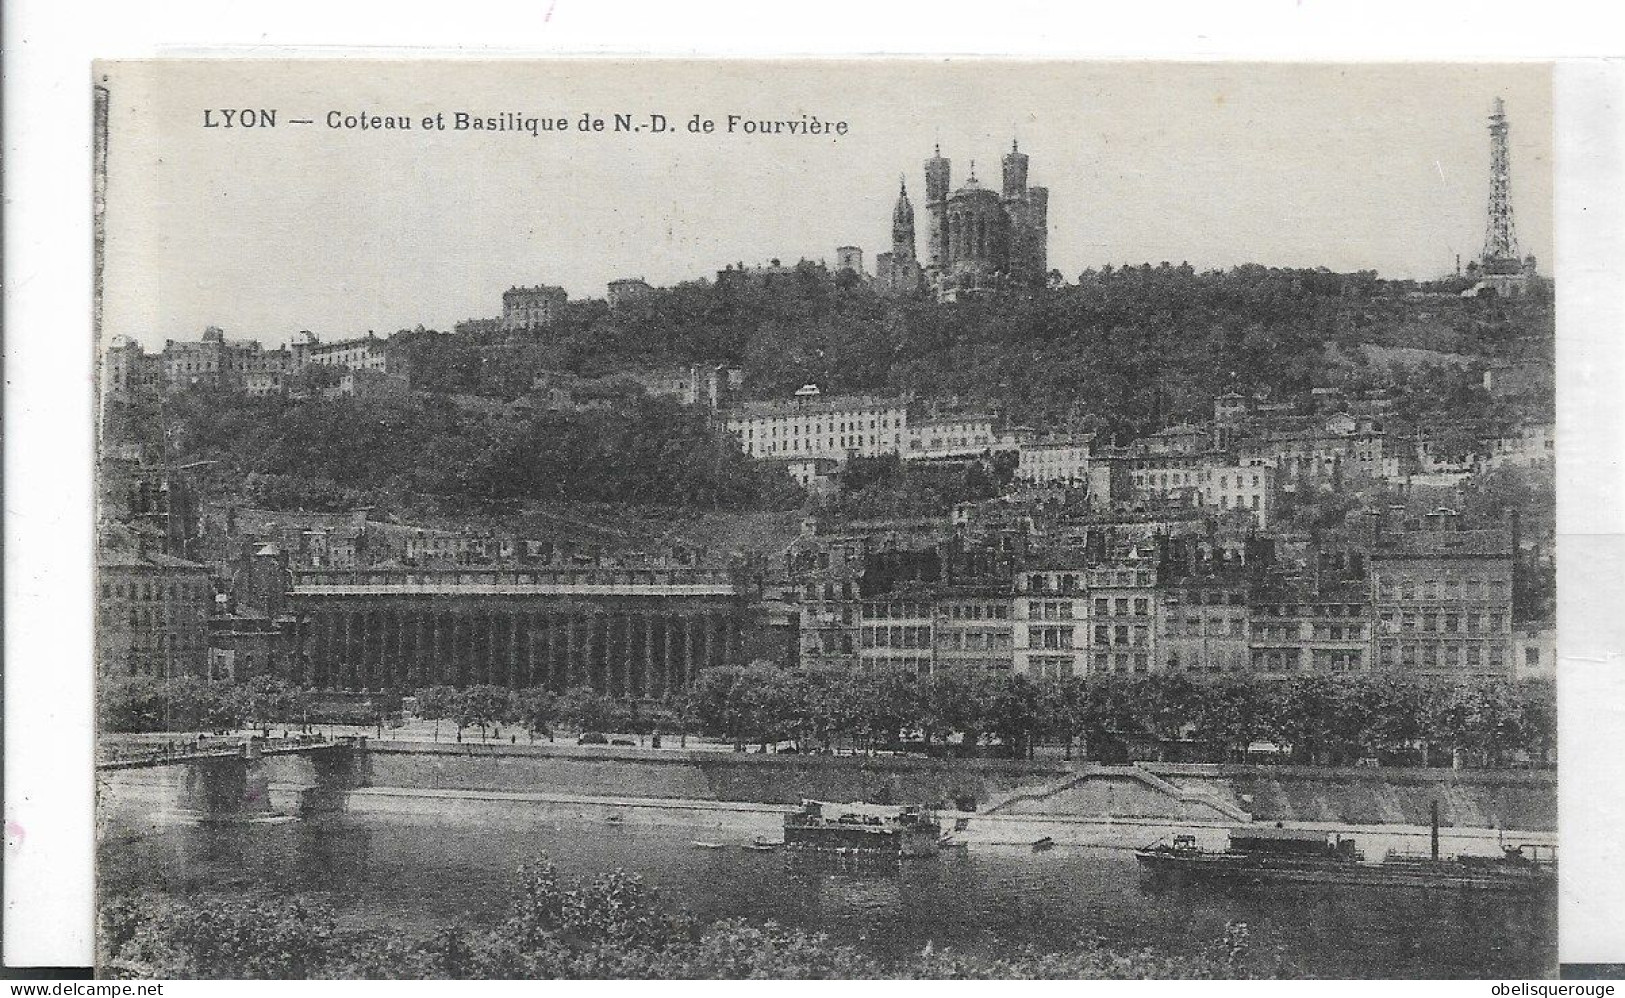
[100,60,1553,351]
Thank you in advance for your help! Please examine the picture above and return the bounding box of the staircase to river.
[981,763,1252,822]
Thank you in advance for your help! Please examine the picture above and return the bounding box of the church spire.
[891,172,916,260]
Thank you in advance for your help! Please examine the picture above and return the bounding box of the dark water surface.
[100,808,1556,978]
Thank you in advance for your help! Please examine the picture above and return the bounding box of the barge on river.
[1136,826,1556,892]
[784,800,941,858]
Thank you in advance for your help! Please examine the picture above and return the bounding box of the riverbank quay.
[328,784,1553,858]
[100,737,1555,850]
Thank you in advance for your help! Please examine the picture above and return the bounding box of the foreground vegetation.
[101,669,1555,769]
[100,855,1274,979]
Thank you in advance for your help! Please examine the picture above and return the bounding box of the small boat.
[741,842,777,853]
[1031,836,1055,851]
[937,836,968,850]
[690,840,726,850]
[604,814,625,824]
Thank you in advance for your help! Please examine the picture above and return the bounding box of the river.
[99,803,1556,978]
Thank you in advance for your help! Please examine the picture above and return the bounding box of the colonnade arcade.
[285,596,744,697]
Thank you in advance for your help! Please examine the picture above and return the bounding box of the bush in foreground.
[100,855,1276,979]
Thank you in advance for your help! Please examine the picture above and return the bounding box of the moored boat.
[1135,827,1556,891]
[783,800,941,858]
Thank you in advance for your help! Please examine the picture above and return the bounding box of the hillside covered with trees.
[104,263,1553,517]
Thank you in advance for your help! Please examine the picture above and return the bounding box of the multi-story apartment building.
[933,587,1015,672]
[1084,558,1159,676]
[787,532,866,671]
[1481,422,1555,473]
[294,331,403,377]
[1015,433,1093,483]
[1013,560,1090,679]
[858,590,937,673]
[1127,452,1207,499]
[1159,577,1250,675]
[105,327,409,399]
[98,524,214,679]
[1247,581,1372,676]
[1237,415,1396,484]
[500,284,568,330]
[905,413,998,462]
[724,386,908,461]
[1370,512,1515,679]
[1199,464,1276,529]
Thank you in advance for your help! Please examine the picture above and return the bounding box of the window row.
[939,631,1014,652]
[1382,611,1506,634]
[1376,576,1509,600]
[1379,640,1507,669]
[860,625,932,649]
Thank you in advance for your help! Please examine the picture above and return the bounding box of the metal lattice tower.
[1481,96,1520,264]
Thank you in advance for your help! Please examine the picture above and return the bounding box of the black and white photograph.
[87,58,1564,979]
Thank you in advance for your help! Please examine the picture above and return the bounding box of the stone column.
[679,614,693,689]
[702,613,715,671]
[449,615,463,687]
[430,613,443,685]
[509,611,521,689]
[598,612,611,692]
[313,611,330,689]
[566,614,580,688]
[416,613,429,690]
[662,615,676,699]
[338,611,352,689]
[486,612,499,688]
[642,609,655,701]
[525,611,537,688]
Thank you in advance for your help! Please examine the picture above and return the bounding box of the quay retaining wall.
[99,741,1556,835]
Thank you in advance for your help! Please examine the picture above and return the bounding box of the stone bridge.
[97,737,370,818]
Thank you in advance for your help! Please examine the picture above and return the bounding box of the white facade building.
[723,386,908,461]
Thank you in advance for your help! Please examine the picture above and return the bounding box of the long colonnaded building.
[283,563,757,697]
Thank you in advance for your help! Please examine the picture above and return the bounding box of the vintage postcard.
[93,59,1560,979]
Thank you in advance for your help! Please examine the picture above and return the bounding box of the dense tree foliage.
[101,856,1273,978]
[103,390,802,514]
[399,263,1551,441]
[98,669,1554,769]
[103,265,1552,519]
[674,664,1555,769]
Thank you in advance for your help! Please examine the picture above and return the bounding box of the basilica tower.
[891,177,917,261]
[924,144,951,274]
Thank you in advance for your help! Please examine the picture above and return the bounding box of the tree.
[514,688,559,743]
[1190,677,1269,762]
[452,685,512,740]
[556,685,618,735]
[236,676,302,730]
[415,684,457,742]
[981,673,1039,759]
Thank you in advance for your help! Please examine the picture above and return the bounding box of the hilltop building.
[874,178,926,295]
[922,140,1049,292]
[501,284,569,330]
[606,277,653,307]
[723,385,909,461]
